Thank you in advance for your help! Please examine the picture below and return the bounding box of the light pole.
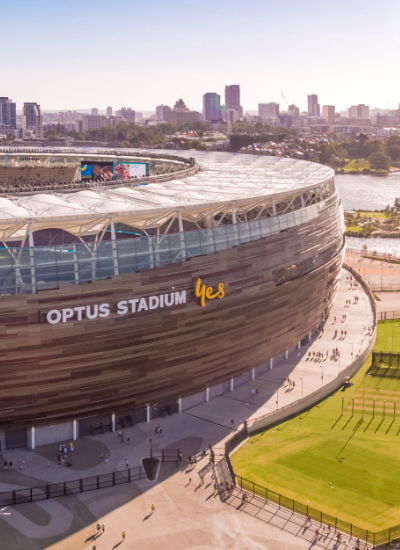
[299,377,303,398]
[362,373,371,420]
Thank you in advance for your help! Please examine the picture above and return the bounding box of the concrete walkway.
[0,269,375,549]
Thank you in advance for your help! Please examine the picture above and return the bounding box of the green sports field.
[231,321,400,530]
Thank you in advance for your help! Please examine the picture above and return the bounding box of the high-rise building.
[322,105,335,124]
[258,103,279,119]
[307,95,320,117]
[225,85,243,119]
[91,108,99,115]
[203,93,222,121]
[288,104,299,117]
[116,108,136,124]
[106,106,112,117]
[167,99,200,125]
[156,105,171,121]
[23,103,43,137]
[80,114,108,132]
[0,97,17,131]
[348,104,369,118]
[173,99,189,112]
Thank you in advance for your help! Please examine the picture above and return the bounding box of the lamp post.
[363,373,371,420]
[299,377,303,398]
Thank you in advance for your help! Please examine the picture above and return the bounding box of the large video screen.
[81,161,148,182]
[81,162,114,182]
[115,162,147,180]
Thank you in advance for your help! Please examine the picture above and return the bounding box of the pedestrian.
[105,454,109,463]
[102,523,105,533]
[251,389,255,397]
[151,504,155,513]
[355,538,360,549]
[189,477,191,484]
[179,452,182,463]
[122,531,126,540]
[334,316,336,323]
[293,381,295,388]
[100,452,103,461]
[92,545,96,550]
[306,515,311,526]
[125,458,129,468]
[327,523,331,533]
[9,461,13,469]
[127,436,130,443]
[160,428,163,435]
[96,522,101,533]
[345,330,347,337]
[314,528,320,540]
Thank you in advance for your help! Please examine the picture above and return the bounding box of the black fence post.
[366,530,368,545]
[320,511,322,525]
[112,472,116,486]
[139,464,142,479]
[307,505,308,516]
[350,524,352,538]
[12,490,16,505]
[335,517,337,532]
[80,479,83,493]
[30,488,32,502]
[373,532,375,547]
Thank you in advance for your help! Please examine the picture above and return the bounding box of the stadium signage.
[46,291,187,325]
[195,278,225,307]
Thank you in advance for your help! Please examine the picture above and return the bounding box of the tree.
[369,151,391,171]
[386,144,400,161]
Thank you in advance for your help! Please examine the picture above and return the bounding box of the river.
[334,173,400,254]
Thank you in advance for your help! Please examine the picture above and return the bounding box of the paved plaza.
[0,270,375,549]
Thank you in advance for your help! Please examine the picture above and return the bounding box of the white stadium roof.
[0,150,334,240]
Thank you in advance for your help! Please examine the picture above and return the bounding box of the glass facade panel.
[238,222,251,244]
[0,192,338,295]
[168,233,185,262]
[185,230,202,257]
[213,226,228,251]
[226,225,240,247]
[199,229,215,255]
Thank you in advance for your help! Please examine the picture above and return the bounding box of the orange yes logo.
[195,278,225,307]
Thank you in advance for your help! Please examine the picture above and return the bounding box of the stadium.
[0,148,345,450]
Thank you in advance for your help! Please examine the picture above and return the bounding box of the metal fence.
[0,447,179,507]
[225,428,400,546]
[378,310,400,320]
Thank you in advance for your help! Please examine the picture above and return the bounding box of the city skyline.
[2,0,400,112]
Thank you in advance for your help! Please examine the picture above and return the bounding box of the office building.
[156,105,171,122]
[0,97,17,131]
[258,103,279,119]
[116,108,136,124]
[80,114,108,132]
[23,103,43,138]
[225,85,243,119]
[288,104,300,117]
[91,108,99,116]
[322,106,335,124]
[349,104,369,119]
[203,93,222,121]
[307,95,320,117]
[167,99,201,125]
[106,106,113,117]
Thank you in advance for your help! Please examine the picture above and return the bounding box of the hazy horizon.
[3,0,400,112]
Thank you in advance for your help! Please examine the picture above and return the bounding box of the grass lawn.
[232,321,400,531]
[343,159,370,172]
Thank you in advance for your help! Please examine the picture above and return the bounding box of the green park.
[232,320,400,531]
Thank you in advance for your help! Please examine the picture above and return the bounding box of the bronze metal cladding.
[0,206,344,428]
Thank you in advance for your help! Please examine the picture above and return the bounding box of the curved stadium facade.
[0,149,345,449]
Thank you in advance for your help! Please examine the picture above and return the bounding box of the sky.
[2,0,400,112]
